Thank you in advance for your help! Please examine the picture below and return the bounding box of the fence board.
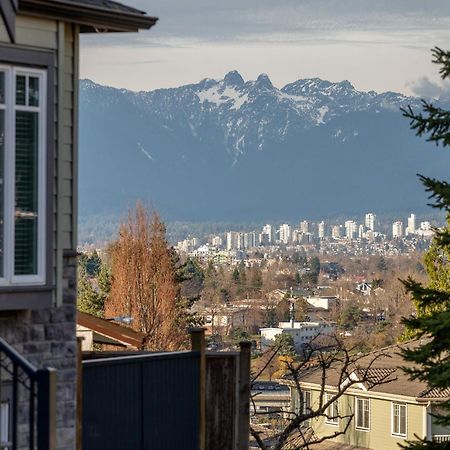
[82,352,200,450]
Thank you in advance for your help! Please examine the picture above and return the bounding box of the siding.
[0,14,78,305]
[297,389,426,450]
[0,16,57,48]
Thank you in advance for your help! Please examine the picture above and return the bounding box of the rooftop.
[283,340,449,401]
[18,0,158,32]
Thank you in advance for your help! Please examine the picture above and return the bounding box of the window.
[325,393,339,425]
[301,390,311,426]
[355,397,370,430]
[392,402,407,437]
[0,65,46,286]
[0,402,9,449]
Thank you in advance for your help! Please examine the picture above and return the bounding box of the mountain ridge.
[78,72,449,221]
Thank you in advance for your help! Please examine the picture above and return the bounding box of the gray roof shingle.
[63,0,147,16]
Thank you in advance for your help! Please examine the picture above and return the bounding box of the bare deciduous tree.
[106,203,185,350]
[250,337,395,450]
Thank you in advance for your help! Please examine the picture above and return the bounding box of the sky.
[80,0,450,96]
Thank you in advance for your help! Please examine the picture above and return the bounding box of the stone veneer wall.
[0,253,77,450]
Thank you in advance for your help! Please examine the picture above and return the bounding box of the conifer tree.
[77,252,109,318]
[401,47,450,449]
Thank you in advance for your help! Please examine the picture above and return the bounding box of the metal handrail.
[0,337,56,450]
[0,338,37,377]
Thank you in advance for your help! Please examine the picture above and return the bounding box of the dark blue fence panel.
[82,352,200,450]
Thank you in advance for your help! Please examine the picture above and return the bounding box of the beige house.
[285,343,450,450]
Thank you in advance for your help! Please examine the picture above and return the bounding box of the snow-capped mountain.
[79,72,448,221]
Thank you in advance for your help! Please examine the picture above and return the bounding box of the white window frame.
[391,402,407,438]
[325,393,339,426]
[0,64,47,286]
[355,397,370,431]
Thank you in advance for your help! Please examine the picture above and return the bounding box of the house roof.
[18,0,158,33]
[64,0,145,14]
[77,310,146,349]
[285,340,449,401]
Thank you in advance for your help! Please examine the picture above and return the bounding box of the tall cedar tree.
[401,47,450,449]
[106,204,185,351]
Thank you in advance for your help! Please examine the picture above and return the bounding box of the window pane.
[0,73,4,104]
[15,75,26,106]
[0,110,3,277]
[28,77,39,107]
[1,402,9,447]
[400,406,406,435]
[15,111,38,275]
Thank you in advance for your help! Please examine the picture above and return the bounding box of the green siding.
[295,389,427,450]
[0,15,78,305]
[0,16,57,48]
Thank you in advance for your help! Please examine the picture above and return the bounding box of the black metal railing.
[0,338,56,450]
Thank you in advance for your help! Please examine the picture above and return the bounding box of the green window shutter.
[0,109,4,278]
[14,111,39,275]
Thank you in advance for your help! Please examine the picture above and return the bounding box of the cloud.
[82,0,450,45]
[409,77,450,99]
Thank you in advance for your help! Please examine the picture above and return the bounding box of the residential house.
[0,1,156,448]
[260,320,336,353]
[284,342,450,450]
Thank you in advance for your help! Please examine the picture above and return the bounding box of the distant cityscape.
[175,212,438,261]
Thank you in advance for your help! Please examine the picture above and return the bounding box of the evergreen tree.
[401,47,450,449]
[77,252,109,318]
[232,267,240,283]
[86,250,102,277]
[272,333,295,357]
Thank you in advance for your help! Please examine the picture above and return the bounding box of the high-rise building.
[365,213,376,231]
[300,220,310,234]
[406,214,416,236]
[226,231,241,250]
[331,225,341,239]
[211,236,223,247]
[392,221,403,238]
[358,224,365,239]
[318,221,326,239]
[243,232,257,249]
[279,224,291,244]
[345,221,357,240]
[262,224,273,244]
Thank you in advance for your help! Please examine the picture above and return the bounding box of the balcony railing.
[0,338,56,450]
[433,435,450,443]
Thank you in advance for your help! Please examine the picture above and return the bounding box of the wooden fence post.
[77,337,83,450]
[190,327,206,450]
[36,367,57,450]
[238,341,251,450]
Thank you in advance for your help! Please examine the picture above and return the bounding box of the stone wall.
[0,253,77,450]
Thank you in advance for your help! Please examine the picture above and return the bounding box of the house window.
[392,402,407,437]
[301,390,311,426]
[1,401,9,449]
[0,65,46,286]
[325,393,339,425]
[355,397,370,430]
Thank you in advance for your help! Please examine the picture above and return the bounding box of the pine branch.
[418,175,450,212]
[401,103,450,147]
[432,47,450,80]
